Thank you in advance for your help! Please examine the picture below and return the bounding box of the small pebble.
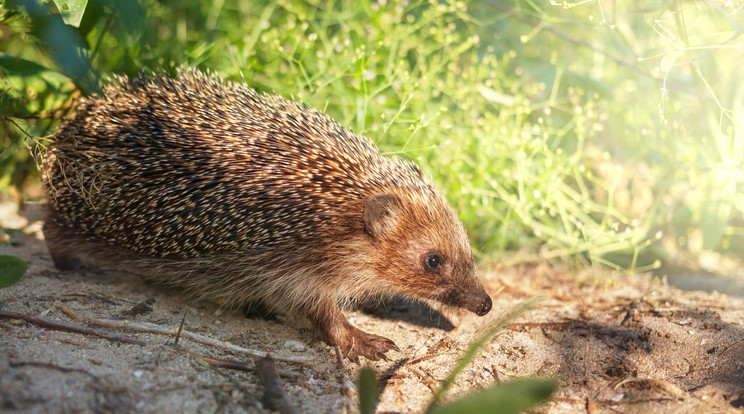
[284,340,306,351]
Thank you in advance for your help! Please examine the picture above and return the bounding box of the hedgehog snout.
[460,289,492,316]
[433,278,492,316]
[475,295,492,316]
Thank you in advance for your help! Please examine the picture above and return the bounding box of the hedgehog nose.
[475,296,492,316]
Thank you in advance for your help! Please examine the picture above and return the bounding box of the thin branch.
[614,377,687,398]
[4,117,36,139]
[406,364,437,392]
[174,313,186,346]
[0,309,147,346]
[405,352,457,366]
[507,321,577,331]
[255,356,302,414]
[9,360,100,380]
[191,353,255,372]
[719,339,744,358]
[54,302,313,365]
[3,308,302,377]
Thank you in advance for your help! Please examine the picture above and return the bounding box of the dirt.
[1,200,743,413]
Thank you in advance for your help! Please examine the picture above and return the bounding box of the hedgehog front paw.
[341,328,399,362]
[310,306,400,361]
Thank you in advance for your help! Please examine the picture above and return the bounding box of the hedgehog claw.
[341,329,398,362]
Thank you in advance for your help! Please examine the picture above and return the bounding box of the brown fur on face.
[361,190,491,316]
[41,68,491,361]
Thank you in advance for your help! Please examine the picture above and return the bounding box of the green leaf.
[357,367,378,414]
[428,379,558,414]
[6,0,96,94]
[0,54,53,75]
[0,255,29,289]
[0,53,75,117]
[52,0,88,27]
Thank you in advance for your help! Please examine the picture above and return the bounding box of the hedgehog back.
[44,70,433,259]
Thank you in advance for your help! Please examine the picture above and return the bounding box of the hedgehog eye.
[423,251,444,273]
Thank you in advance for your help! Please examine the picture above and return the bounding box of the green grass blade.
[357,366,378,414]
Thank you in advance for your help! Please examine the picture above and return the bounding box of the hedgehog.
[40,68,492,361]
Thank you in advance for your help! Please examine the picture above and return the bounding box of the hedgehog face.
[416,246,492,316]
[363,192,492,316]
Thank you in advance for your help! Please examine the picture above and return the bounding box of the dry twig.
[9,360,100,380]
[507,321,577,331]
[405,352,456,366]
[406,364,437,392]
[614,377,687,399]
[3,308,304,377]
[719,339,744,358]
[256,356,301,414]
[0,309,147,346]
[54,302,312,364]
[174,313,186,346]
[191,354,255,372]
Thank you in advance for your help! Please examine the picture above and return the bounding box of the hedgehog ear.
[364,194,399,240]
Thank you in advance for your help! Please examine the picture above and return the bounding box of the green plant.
[0,0,144,197]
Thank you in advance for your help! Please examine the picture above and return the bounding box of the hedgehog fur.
[41,68,492,360]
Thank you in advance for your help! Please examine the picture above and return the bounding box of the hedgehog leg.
[47,244,82,271]
[42,212,82,271]
[243,300,280,321]
[309,304,399,361]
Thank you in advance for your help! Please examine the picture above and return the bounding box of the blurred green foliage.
[0,254,28,289]
[1,0,742,268]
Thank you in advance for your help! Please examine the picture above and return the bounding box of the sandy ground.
[1,200,743,413]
